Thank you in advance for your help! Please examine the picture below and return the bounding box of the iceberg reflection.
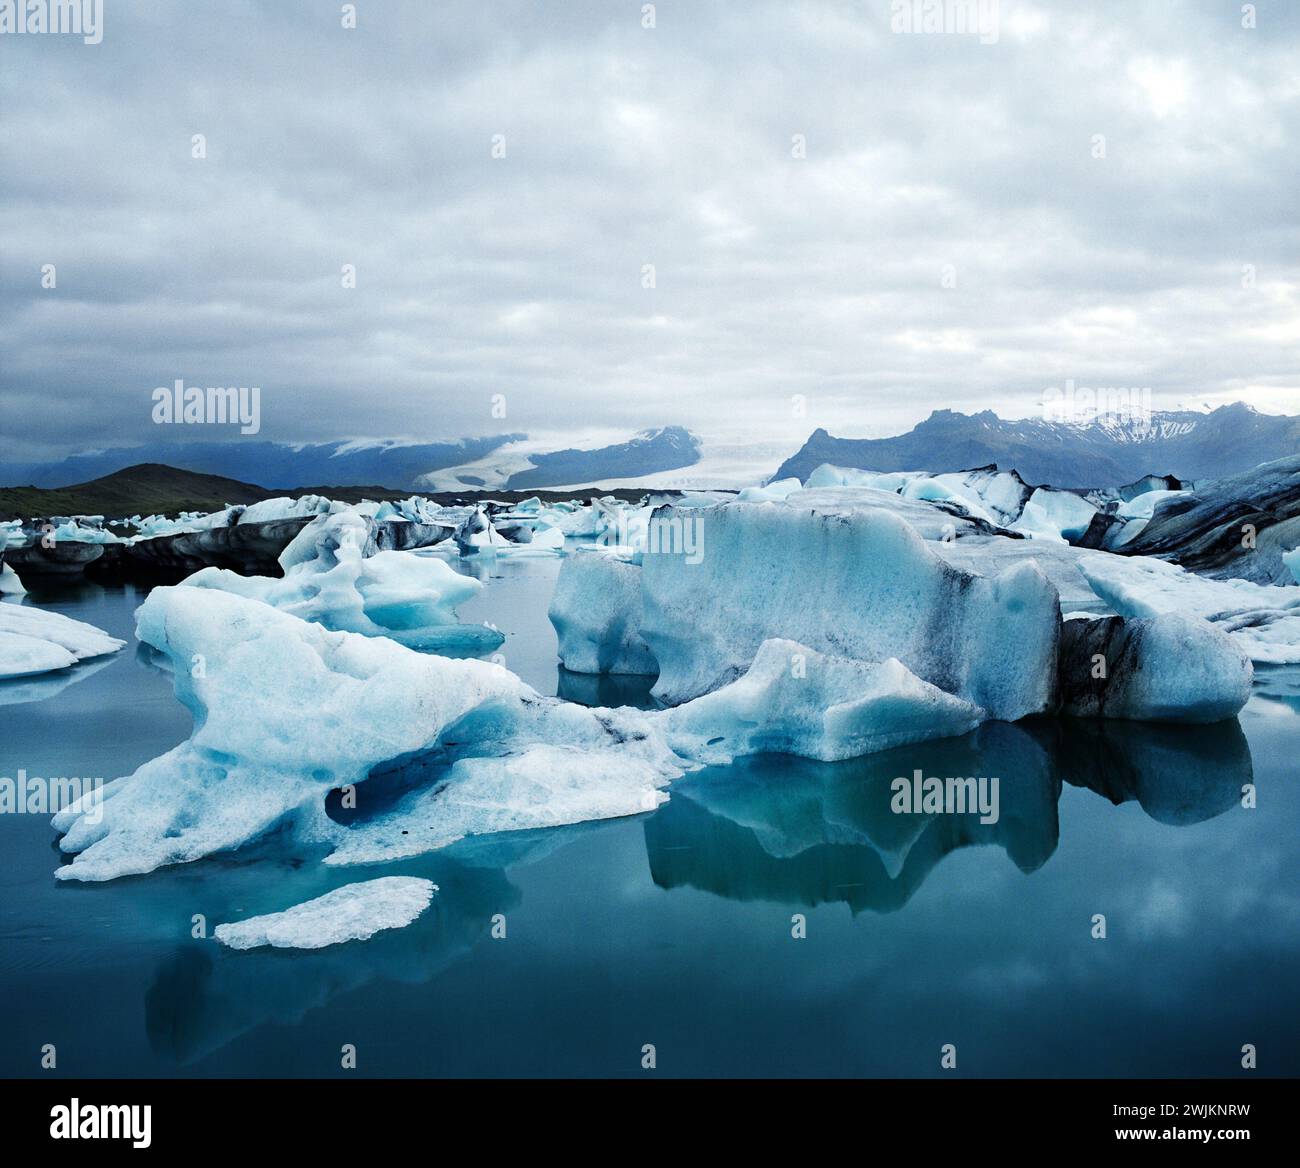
[644,717,1251,911]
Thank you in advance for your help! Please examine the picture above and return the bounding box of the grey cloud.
[2,0,1298,463]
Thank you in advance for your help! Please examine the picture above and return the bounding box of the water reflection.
[0,656,114,706]
[139,715,1253,1064]
[644,717,1251,912]
[144,855,518,1065]
[555,666,659,710]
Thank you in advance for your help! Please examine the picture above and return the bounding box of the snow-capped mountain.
[419,427,702,492]
[1,427,704,493]
[773,403,1300,488]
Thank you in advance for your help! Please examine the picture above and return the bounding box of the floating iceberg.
[52,585,1027,882]
[214,877,437,950]
[0,602,125,680]
[1285,546,1300,585]
[548,548,656,675]
[1057,613,1252,722]
[636,501,1060,717]
[0,561,25,595]
[237,494,335,525]
[52,586,683,881]
[174,508,503,652]
[1078,554,1300,665]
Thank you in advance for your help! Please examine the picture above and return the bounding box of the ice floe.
[1057,613,1252,722]
[664,639,984,763]
[0,602,125,680]
[214,877,437,949]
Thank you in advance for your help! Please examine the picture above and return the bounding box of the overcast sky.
[2,0,1299,462]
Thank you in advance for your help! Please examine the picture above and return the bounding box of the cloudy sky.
[2,0,1298,463]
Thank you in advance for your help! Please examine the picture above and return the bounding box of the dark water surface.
[1,559,1297,1077]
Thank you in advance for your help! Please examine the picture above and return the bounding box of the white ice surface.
[665,639,984,763]
[53,584,1030,881]
[638,501,1060,718]
[549,548,656,675]
[1285,547,1300,585]
[1078,554,1300,664]
[175,508,503,652]
[0,562,26,596]
[1012,488,1098,542]
[0,602,125,680]
[214,877,436,949]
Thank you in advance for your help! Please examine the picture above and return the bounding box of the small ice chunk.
[214,877,436,950]
[0,562,26,596]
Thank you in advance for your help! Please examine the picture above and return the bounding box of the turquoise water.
[1,560,1297,1077]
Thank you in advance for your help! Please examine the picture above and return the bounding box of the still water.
[1,555,1297,1077]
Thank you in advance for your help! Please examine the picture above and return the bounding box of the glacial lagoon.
[2,557,1297,1077]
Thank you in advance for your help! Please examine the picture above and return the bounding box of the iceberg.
[1057,613,1252,722]
[52,586,684,882]
[1285,546,1300,585]
[1012,487,1099,543]
[52,586,1017,882]
[548,548,656,675]
[237,494,335,525]
[1113,453,1300,584]
[637,501,1060,717]
[0,561,25,596]
[0,602,125,680]
[174,508,503,652]
[214,877,437,950]
[1077,553,1300,664]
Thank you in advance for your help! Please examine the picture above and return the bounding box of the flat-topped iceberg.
[214,877,437,950]
[0,602,125,680]
[174,507,503,652]
[637,501,1060,717]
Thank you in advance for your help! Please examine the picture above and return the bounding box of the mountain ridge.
[773,403,1300,487]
